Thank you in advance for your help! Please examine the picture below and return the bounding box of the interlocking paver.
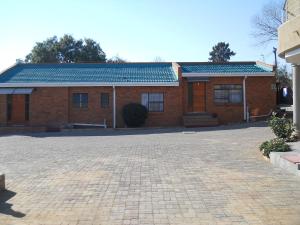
[0,123,300,225]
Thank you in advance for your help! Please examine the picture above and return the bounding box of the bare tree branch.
[251,0,284,45]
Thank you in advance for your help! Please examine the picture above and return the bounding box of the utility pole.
[273,47,278,69]
[273,47,279,105]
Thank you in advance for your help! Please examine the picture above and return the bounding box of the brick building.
[0,62,276,129]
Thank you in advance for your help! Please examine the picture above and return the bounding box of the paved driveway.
[0,123,300,225]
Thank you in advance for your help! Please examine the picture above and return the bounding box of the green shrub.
[259,138,291,158]
[122,103,148,127]
[268,114,294,141]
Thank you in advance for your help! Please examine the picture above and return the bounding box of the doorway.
[7,95,30,124]
[187,82,206,112]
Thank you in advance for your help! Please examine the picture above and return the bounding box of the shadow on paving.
[0,190,25,218]
[0,121,268,138]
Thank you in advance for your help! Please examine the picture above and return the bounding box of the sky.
[0,0,282,71]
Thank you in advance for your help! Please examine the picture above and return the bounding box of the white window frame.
[141,92,164,112]
[72,93,88,108]
[214,84,243,104]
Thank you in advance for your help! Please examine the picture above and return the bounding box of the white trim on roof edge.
[0,82,179,87]
[182,72,274,77]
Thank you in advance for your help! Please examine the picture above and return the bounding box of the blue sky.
[0,0,280,71]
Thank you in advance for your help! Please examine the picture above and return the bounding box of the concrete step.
[270,152,300,176]
[183,113,219,127]
[0,126,46,134]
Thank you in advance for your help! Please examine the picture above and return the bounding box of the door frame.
[187,81,207,113]
[6,94,30,125]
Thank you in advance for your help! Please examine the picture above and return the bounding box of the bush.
[268,114,294,141]
[122,103,148,127]
[259,138,291,158]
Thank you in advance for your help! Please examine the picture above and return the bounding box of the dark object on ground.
[278,87,293,105]
[0,174,5,190]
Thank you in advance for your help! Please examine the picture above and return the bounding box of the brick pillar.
[293,64,300,136]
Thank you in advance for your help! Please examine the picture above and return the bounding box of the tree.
[277,65,292,88]
[208,42,236,63]
[251,0,284,45]
[153,56,165,62]
[25,35,106,63]
[25,36,59,63]
[107,56,127,63]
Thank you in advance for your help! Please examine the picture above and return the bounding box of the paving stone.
[0,123,300,224]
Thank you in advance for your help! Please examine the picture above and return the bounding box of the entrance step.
[183,113,219,127]
[0,126,47,134]
[270,152,300,176]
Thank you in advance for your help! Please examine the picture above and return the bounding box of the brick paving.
[0,123,300,225]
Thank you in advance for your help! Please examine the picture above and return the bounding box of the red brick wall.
[116,86,182,127]
[0,95,7,126]
[26,86,182,128]
[246,76,277,117]
[30,88,69,126]
[68,87,113,127]
[205,77,245,124]
[181,76,277,124]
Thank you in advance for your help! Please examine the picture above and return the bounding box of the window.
[72,93,88,108]
[101,93,109,108]
[141,93,164,112]
[214,85,243,104]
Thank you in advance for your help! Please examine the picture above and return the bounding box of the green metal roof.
[0,63,178,85]
[180,62,273,74]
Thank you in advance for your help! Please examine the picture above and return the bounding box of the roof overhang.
[0,82,179,88]
[0,88,34,94]
[285,48,300,65]
[182,72,274,77]
[186,77,210,82]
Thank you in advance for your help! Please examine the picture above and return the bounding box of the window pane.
[72,93,81,108]
[149,102,163,112]
[101,93,109,108]
[233,85,242,89]
[142,93,164,112]
[229,90,242,103]
[141,93,149,107]
[214,84,242,104]
[149,93,163,101]
[81,94,88,108]
[214,90,229,100]
[72,93,88,108]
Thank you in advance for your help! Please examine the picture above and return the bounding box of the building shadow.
[0,121,268,138]
[0,190,25,218]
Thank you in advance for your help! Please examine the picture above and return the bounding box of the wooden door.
[10,95,26,124]
[187,82,206,112]
[193,82,206,112]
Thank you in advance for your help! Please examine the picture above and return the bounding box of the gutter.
[243,76,248,121]
[113,85,116,129]
[0,82,179,88]
[182,72,274,77]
